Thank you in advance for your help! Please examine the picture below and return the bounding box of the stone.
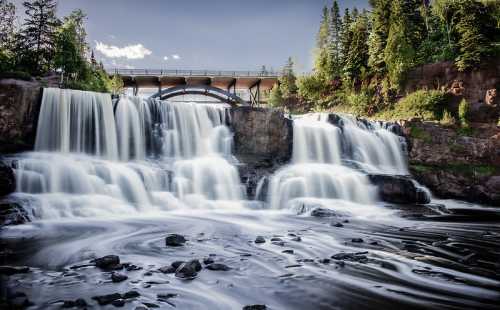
[92,293,122,305]
[291,236,302,242]
[171,261,185,269]
[485,89,497,106]
[0,202,30,226]
[351,238,364,243]
[311,208,340,217]
[175,262,198,279]
[206,263,231,271]
[123,291,140,299]
[159,266,176,274]
[111,273,128,283]
[243,305,267,310]
[0,266,30,275]
[203,257,214,265]
[282,249,294,254]
[332,222,344,227]
[111,299,125,307]
[254,236,266,244]
[0,162,15,197]
[165,234,186,246]
[368,174,430,204]
[62,298,87,308]
[92,255,122,271]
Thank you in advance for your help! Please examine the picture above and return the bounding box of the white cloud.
[172,54,181,60]
[95,41,152,59]
[163,56,169,61]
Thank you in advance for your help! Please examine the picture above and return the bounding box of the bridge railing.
[108,69,281,78]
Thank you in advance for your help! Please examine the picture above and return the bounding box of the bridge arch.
[149,85,247,106]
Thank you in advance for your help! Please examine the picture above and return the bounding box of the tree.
[268,84,284,107]
[314,6,332,79]
[344,13,369,85]
[329,1,342,76]
[107,74,124,95]
[368,0,391,75]
[280,57,297,97]
[16,0,60,74]
[340,8,353,71]
[0,0,16,71]
[53,16,85,79]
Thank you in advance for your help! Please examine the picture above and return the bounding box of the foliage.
[0,70,33,81]
[328,1,342,77]
[107,74,124,95]
[268,84,284,108]
[440,109,456,125]
[368,0,391,75]
[296,74,328,105]
[344,13,369,86]
[279,57,297,97]
[378,90,448,121]
[458,98,470,127]
[346,90,372,116]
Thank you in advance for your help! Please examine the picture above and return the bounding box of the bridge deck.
[109,69,280,91]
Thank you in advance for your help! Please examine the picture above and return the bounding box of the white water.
[15,89,244,218]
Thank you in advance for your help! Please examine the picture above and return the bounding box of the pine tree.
[329,1,342,76]
[90,50,97,67]
[280,57,297,97]
[314,6,331,79]
[268,84,284,107]
[0,0,16,47]
[16,0,60,74]
[344,14,369,84]
[340,8,353,73]
[368,0,392,75]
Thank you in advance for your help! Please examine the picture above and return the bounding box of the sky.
[12,0,369,72]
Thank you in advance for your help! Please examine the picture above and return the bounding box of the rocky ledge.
[401,120,500,206]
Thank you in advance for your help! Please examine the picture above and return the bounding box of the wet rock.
[311,208,340,217]
[92,293,122,305]
[206,263,231,271]
[171,261,185,269]
[0,266,30,275]
[332,222,344,227]
[157,293,177,301]
[8,295,34,308]
[282,249,294,254]
[291,236,302,242]
[0,202,30,226]
[111,272,128,283]
[270,237,282,242]
[61,298,87,308]
[123,291,140,299]
[331,252,368,263]
[92,255,123,271]
[319,258,331,264]
[272,241,285,246]
[203,257,214,265]
[135,307,148,310]
[255,236,266,243]
[165,234,186,246]
[111,299,125,307]
[175,262,198,279]
[243,305,267,310]
[351,238,364,243]
[159,266,176,274]
[368,174,430,204]
[142,303,160,308]
[0,162,15,197]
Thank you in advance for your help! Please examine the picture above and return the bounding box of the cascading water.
[13,88,244,218]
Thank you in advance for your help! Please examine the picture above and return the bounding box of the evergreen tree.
[314,6,331,79]
[344,14,369,84]
[0,0,16,47]
[368,0,391,75]
[90,49,97,67]
[16,0,60,74]
[329,1,342,76]
[268,84,284,107]
[280,57,297,97]
[340,8,353,71]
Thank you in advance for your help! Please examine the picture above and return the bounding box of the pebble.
[92,255,123,271]
[255,236,266,244]
[111,273,128,283]
[165,234,187,246]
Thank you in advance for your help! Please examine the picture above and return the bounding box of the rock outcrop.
[368,174,430,204]
[402,120,500,206]
[0,161,15,197]
[0,79,42,153]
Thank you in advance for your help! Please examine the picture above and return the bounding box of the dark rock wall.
[230,106,293,164]
[0,79,42,153]
[402,120,500,206]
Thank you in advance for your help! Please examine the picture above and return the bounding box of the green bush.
[384,90,449,120]
[458,98,470,127]
[440,109,456,125]
[346,91,372,116]
[0,70,33,81]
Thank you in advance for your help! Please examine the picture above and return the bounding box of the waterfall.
[14,88,244,218]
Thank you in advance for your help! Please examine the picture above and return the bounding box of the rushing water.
[2,88,499,309]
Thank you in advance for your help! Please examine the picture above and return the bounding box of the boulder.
[92,255,122,271]
[165,234,186,247]
[0,202,29,226]
[0,79,42,153]
[368,174,430,204]
[0,162,15,196]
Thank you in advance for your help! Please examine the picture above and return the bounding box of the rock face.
[368,174,430,204]
[0,79,42,153]
[402,120,500,206]
[0,161,15,196]
[231,107,293,163]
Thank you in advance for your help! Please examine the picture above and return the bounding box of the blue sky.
[12,0,369,72]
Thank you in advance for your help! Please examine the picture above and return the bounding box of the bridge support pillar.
[249,80,261,106]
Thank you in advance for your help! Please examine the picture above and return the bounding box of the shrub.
[458,98,470,127]
[440,109,456,125]
[0,70,33,81]
[389,90,448,120]
[346,91,372,116]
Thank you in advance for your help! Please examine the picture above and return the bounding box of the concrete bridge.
[109,69,280,106]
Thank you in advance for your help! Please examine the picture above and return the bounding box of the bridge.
[109,69,281,106]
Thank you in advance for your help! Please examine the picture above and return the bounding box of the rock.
[0,162,15,196]
[331,252,368,263]
[123,291,140,299]
[332,222,343,227]
[61,298,87,308]
[165,234,186,246]
[485,88,497,106]
[157,293,177,301]
[171,261,185,269]
[291,236,302,242]
[206,263,231,271]
[111,299,125,307]
[142,303,160,308]
[111,272,128,283]
[368,174,430,204]
[0,79,43,153]
[243,305,267,310]
[231,107,293,164]
[282,249,294,254]
[311,208,340,217]
[92,255,122,271]
[159,266,176,274]
[270,237,282,242]
[0,202,30,226]
[254,236,266,244]
[0,266,30,275]
[203,257,214,265]
[175,262,198,279]
[92,293,122,305]
[351,238,364,243]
